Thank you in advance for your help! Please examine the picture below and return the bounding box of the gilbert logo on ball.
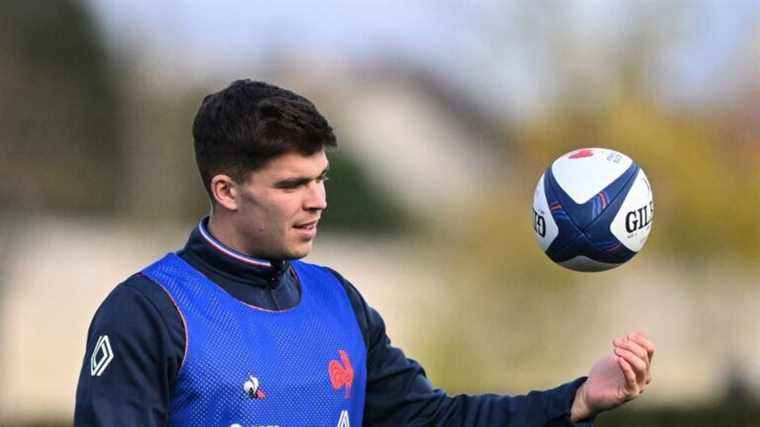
[532,148,653,272]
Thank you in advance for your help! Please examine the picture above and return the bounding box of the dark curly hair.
[192,80,337,197]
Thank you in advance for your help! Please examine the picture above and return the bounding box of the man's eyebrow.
[274,166,330,188]
[274,177,310,188]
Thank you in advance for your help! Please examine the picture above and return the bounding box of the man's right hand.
[570,331,655,422]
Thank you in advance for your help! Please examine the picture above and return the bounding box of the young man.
[74,80,654,426]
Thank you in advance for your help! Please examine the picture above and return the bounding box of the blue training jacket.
[74,217,592,426]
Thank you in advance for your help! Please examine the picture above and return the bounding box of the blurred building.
[277,61,510,215]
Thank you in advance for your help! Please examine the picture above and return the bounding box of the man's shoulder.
[93,270,179,329]
[118,252,196,305]
[120,271,172,305]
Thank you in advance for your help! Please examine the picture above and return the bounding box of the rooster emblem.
[243,375,266,399]
[328,350,354,398]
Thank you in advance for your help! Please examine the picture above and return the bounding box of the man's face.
[232,150,329,260]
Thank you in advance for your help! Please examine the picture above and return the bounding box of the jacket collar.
[183,217,289,284]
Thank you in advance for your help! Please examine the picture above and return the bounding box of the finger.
[615,345,647,375]
[617,357,639,396]
[627,334,655,385]
[615,338,649,365]
[628,332,656,361]
[614,346,647,383]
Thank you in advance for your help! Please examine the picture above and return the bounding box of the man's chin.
[283,242,314,260]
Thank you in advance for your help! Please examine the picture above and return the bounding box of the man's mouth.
[293,219,319,230]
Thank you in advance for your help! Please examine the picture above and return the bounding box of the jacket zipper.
[269,275,280,310]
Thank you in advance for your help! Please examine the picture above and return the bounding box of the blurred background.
[1,0,759,425]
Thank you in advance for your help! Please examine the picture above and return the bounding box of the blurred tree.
[0,0,122,214]
[320,148,411,234]
[117,87,209,223]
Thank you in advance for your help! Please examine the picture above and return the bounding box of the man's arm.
[74,274,183,427]
[329,269,594,427]
[363,310,591,426]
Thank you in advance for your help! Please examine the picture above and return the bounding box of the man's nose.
[304,181,327,211]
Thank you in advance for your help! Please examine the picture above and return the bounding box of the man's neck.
[207,214,251,257]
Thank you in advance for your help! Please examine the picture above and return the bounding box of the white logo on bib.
[337,410,350,427]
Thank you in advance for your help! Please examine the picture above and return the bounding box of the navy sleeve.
[328,269,594,427]
[74,274,184,427]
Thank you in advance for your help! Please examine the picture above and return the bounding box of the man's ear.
[210,174,239,211]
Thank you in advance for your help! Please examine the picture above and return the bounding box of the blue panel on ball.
[543,163,640,264]
[542,172,583,261]
[547,232,636,264]
[583,171,639,263]
[546,233,594,264]
[545,163,639,230]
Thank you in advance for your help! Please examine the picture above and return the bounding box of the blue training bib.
[142,253,367,427]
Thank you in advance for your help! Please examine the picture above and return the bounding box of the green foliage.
[319,149,412,234]
[0,0,123,214]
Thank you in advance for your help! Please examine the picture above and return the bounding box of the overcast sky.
[86,0,759,115]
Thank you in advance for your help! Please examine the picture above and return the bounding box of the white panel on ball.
[551,148,633,204]
[610,169,654,252]
[532,173,559,251]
